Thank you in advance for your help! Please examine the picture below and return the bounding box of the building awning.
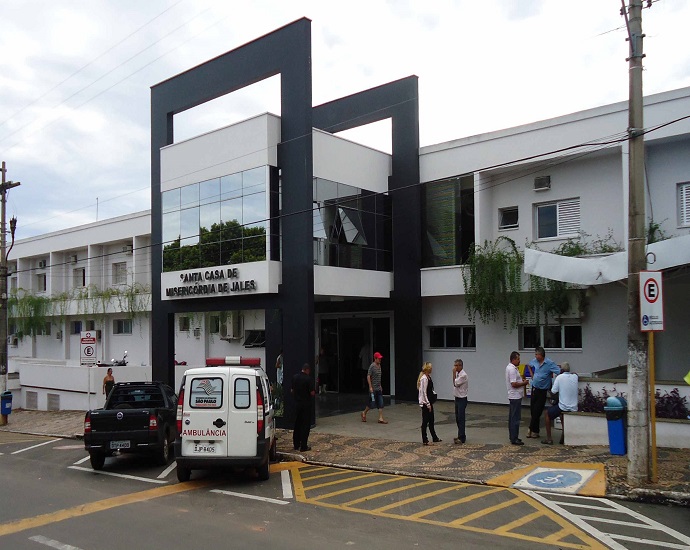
[524,233,690,285]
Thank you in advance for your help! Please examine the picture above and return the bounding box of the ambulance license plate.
[194,444,216,454]
[110,440,130,450]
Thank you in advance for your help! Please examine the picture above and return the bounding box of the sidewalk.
[1,401,688,505]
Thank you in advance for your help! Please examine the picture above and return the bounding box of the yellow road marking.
[495,509,544,533]
[343,479,437,507]
[372,484,463,513]
[309,475,405,502]
[410,486,505,519]
[300,469,359,481]
[303,472,380,491]
[288,464,606,550]
[449,495,522,525]
[0,480,214,537]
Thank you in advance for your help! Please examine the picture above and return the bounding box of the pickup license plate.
[193,444,216,454]
[110,440,130,450]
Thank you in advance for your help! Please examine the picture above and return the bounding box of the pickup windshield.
[108,387,166,409]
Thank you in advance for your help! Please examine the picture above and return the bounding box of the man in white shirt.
[505,351,529,445]
[542,362,578,444]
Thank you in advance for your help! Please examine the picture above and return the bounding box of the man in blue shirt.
[526,346,561,439]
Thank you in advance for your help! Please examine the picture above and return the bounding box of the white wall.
[313,129,391,193]
[160,113,280,190]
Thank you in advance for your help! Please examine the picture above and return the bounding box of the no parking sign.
[640,271,664,332]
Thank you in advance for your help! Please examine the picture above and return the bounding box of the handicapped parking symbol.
[527,470,583,489]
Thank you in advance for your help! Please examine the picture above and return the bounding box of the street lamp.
[0,161,20,426]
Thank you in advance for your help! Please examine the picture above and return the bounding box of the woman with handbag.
[417,362,442,445]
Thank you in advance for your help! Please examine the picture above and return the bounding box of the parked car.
[84,381,178,470]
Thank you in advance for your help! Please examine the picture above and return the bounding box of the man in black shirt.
[291,363,315,452]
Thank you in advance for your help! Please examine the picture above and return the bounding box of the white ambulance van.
[174,357,276,482]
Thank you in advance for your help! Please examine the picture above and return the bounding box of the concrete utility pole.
[0,161,20,426]
[622,0,649,485]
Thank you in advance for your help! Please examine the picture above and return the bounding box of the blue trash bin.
[604,396,627,455]
[1,391,12,415]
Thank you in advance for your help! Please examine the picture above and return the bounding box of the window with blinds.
[536,198,580,239]
[679,182,690,227]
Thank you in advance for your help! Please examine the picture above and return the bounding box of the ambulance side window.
[235,378,251,409]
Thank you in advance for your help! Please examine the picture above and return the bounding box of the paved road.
[1,432,688,550]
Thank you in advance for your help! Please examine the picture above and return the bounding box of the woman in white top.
[417,362,441,445]
[452,359,468,444]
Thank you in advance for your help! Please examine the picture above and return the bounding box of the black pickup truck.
[84,381,178,470]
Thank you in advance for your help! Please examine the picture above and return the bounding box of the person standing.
[361,352,387,424]
[315,346,329,394]
[506,351,530,445]
[291,363,315,452]
[542,362,578,444]
[418,362,441,445]
[102,368,115,402]
[452,359,468,444]
[275,349,284,385]
[527,346,561,439]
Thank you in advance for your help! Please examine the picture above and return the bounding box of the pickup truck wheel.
[157,432,172,465]
[257,457,270,481]
[89,451,106,471]
[176,463,191,483]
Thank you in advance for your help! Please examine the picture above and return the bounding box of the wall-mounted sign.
[161,262,281,300]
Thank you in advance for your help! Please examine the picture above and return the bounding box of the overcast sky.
[1,0,688,239]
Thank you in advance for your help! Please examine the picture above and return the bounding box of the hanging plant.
[8,289,52,338]
[462,237,526,328]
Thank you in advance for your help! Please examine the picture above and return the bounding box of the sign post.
[80,331,98,366]
[639,270,664,482]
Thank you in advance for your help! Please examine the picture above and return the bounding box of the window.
[429,326,476,349]
[189,377,222,408]
[112,262,127,285]
[114,319,132,334]
[10,277,17,291]
[85,320,96,331]
[234,378,251,409]
[536,198,580,239]
[40,322,51,336]
[520,324,582,350]
[679,182,690,227]
[36,273,47,292]
[179,316,190,332]
[243,330,266,348]
[71,321,82,335]
[209,315,220,334]
[499,206,519,230]
[73,268,85,288]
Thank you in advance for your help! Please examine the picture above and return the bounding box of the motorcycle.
[111,351,128,366]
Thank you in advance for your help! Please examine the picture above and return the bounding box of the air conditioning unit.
[70,254,78,264]
[534,176,551,191]
[38,260,47,269]
[193,327,201,339]
[8,335,18,347]
[122,244,133,255]
[219,311,242,340]
[55,330,63,341]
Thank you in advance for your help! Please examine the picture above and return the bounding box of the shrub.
[578,384,689,419]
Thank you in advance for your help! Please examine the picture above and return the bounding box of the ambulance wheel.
[176,463,191,483]
[269,438,277,462]
[89,451,105,471]
[258,458,270,481]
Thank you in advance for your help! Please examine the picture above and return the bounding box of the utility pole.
[622,0,649,485]
[0,161,20,426]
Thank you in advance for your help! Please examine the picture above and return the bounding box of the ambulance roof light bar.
[206,356,261,367]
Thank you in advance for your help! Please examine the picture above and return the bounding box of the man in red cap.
[361,352,388,424]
